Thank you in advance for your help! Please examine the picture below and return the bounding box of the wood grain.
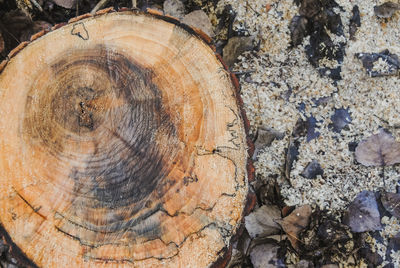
[0,11,251,267]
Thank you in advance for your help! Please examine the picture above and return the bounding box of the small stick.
[91,0,110,14]
[382,165,386,188]
[29,0,55,24]
[30,0,43,12]
[76,1,79,17]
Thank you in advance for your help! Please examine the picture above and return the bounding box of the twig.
[246,1,260,16]
[382,165,386,188]
[29,0,55,24]
[2,27,20,44]
[30,0,43,12]
[76,0,79,17]
[91,0,110,14]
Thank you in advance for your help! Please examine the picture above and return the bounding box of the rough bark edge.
[0,224,38,268]
[0,7,256,267]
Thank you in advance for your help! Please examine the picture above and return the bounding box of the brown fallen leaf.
[244,205,282,239]
[374,2,400,18]
[289,15,308,47]
[52,0,78,9]
[276,204,312,249]
[249,243,281,268]
[223,36,255,68]
[381,190,400,219]
[355,129,400,166]
[252,126,285,160]
[343,190,382,233]
[182,10,214,38]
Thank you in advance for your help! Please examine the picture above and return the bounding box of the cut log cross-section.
[0,10,252,267]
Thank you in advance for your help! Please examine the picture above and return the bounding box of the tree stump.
[0,9,253,267]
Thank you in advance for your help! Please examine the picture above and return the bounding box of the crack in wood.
[13,188,46,220]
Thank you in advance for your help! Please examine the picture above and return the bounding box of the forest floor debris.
[1,0,400,266]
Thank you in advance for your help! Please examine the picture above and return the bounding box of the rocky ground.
[1,0,400,267]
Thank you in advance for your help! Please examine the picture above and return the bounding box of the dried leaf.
[52,0,78,9]
[289,15,308,46]
[296,260,314,268]
[182,10,214,37]
[292,117,307,138]
[349,5,360,40]
[276,205,312,249]
[20,20,52,42]
[374,2,400,18]
[223,36,255,68]
[249,243,281,268]
[329,108,352,133]
[388,232,400,252]
[355,50,400,77]
[253,126,284,160]
[293,115,321,142]
[226,248,244,268]
[306,116,320,142]
[343,191,382,232]
[244,205,282,239]
[381,191,400,219]
[355,129,400,166]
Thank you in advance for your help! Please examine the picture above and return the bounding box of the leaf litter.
[343,190,382,233]
[355,129,400,167]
